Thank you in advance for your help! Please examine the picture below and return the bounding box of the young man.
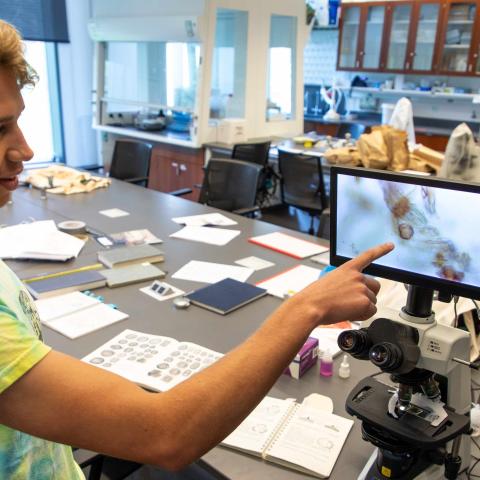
[0,20,394,479]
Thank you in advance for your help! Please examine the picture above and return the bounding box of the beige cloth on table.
[25,165,111,195]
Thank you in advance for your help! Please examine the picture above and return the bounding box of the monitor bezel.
[330,166,480,300]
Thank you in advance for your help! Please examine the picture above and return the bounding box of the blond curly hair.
[0,20,37,87]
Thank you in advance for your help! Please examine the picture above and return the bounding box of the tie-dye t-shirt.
[0,260,84,479]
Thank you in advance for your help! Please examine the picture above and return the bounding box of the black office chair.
[109,140,152,187]
[198,158,262,216]
[231,141,278,207]
[277,149,328,236]
[231,141,271,166]
[336,123,366,140]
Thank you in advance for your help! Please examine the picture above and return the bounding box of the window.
[19,41,61,163]
[104,41,201,113]
[267,15,297,121]
[209,8,248,120]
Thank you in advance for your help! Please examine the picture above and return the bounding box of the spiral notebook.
[221,396,353,478]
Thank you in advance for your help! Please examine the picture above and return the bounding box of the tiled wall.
[304,29,340,85]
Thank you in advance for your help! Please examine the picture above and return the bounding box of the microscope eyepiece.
[338,329,371,359]
[369,342,403,372]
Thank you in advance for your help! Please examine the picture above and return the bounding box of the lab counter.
[304,113,480,138]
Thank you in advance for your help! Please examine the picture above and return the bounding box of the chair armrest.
[169,188,192,197]
[233,206,260,217]
[123,176,149,184]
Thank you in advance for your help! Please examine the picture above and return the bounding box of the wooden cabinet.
[438,0,479,74]
[304,121,339,136]
[337,0,480,76]
[337,3,388,71]
[148,144,204,202]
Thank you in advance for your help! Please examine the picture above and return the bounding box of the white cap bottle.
[338,355,350,379]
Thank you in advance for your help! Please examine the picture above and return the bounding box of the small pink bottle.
[320,350,334,377]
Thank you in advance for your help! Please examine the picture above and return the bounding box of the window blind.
[0,0,69,43]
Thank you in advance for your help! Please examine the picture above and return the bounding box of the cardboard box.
[283,337,319,379]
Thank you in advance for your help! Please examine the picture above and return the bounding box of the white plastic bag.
[389,97,416,145]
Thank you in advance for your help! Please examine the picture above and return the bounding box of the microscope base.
[358,449,444,480]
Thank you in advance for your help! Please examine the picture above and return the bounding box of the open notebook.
[83,329,223,391]
[222,396,353,478]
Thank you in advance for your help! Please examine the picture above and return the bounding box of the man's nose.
[7,126,34,163]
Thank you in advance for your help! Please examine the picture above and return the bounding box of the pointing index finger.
[347,243,395,272]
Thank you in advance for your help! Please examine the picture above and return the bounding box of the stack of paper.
[170,226,241,246]
[0,220,84,261]
[256,265,322,298]
[172,213,237,227]
[172,260,253,283]
[35,291,128,339]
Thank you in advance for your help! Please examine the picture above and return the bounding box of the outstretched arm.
[0,243,393,471]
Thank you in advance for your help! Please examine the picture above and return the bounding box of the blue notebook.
[186,278,267,315]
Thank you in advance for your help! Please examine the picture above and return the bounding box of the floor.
[259,205,329,240]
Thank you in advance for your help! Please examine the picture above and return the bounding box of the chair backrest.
[277,149,327,214]
[231,141,271,167]
[109,140,153,186]
[198,158,262,211]
[336,123,366,140]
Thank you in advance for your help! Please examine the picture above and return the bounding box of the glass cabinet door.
[387,5,412,70]
[440,2,476,72]
[362,5,385,69]
[338,6,361,69]
[411,3,440,71]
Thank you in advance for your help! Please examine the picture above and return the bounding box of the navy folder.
[186,278,267,315]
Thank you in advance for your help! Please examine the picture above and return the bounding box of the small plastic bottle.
[320,350,334,377]
[338,355,351,379]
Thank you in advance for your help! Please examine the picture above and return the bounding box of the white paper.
[0,220,85,260]
[250,232,328,259]
[43,303,128,339]
[256,265,322,298]
[172,213,237,227]
[170,226,241,246]
[35,292,100,322]
[235,256,275,271]
[310,251,331,266]
[99,208,130,218]
[172,260,254,284]
[140,282,185,302]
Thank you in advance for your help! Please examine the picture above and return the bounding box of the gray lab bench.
[4,181,377,479]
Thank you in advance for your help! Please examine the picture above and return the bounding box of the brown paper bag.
[383,127,409,171]
[324,147,362,166]
[409,145,444,173]
[357,128,389,169]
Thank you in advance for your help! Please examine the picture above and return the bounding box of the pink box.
[283,337,319,379]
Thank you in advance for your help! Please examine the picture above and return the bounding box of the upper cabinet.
[438,1,478,74]
[338,5,362,69]
[337,0,480,76]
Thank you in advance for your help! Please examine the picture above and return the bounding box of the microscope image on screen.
[336,175,480,287]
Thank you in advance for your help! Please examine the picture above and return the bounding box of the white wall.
[57,0,97,167]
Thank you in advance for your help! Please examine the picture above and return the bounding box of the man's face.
[0,67,33,206]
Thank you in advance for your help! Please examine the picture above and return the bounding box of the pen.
[23,263,103,283]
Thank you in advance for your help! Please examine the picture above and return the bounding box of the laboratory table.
[5,181,379,479]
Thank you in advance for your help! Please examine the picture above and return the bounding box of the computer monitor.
[330,166,480,300]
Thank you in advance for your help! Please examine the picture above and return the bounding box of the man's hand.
[291,243,394,327]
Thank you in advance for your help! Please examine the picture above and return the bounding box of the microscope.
[338,285,471,480]
[328,165,480,480]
